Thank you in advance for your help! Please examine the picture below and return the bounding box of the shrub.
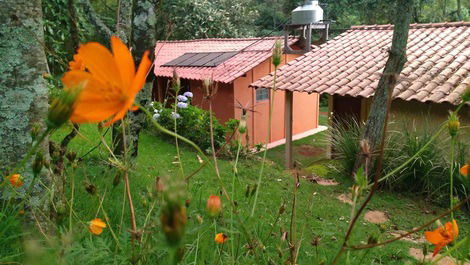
[150,102,226,152]
[330,118,363,175]
[331,118,468,205]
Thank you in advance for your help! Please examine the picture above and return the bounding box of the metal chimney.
[284,0,329,54]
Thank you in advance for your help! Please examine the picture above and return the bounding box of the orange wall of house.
[233,53,320,146]
[154,52,320,147]
[293,92,319,135]
[189,80,234,125]
[233,73,255,146]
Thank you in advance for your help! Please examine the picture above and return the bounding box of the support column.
[285,91,294,169]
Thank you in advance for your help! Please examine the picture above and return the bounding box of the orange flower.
[88,218,107,235]
[7,174,23,188]
[62,36,151,126]
[69,54,85,71]
[424,220,458,257]
[215,233,228,244]
[206,195,222,217]
[460,164,468,177]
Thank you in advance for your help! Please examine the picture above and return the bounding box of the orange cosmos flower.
[7,174,23,188]
[69,54,85,71]
[62,36,151,126]
[215,233,228,244]
[88,218,107,235]
[460,164,468,177]
[424,220,458,257]
[206,195,222,217]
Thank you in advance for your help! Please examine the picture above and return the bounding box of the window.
[256,88,269,102]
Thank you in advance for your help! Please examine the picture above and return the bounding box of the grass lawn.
[2,123,468,264]
[265,112,330,168]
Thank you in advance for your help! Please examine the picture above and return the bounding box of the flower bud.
[460,164,469,177]
[447,112,460,137]
[66,151,77,163]
[7,174,23,188]
[160,205,187,246]
[47,88,81,129]
[32,152,44,177]
[215,233,228,244]
[172,70,181,92]
[30,123,42,141]
[206,195,222,217]
[272,40,283,67]
[238,118,247,134]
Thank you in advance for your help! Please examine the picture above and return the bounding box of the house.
[153,37,321,147]
[251,22,470,132]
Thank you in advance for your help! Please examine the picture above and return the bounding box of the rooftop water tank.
[291,0,324,25]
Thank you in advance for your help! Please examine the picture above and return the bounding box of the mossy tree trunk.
[113,0,157,158]
[359,0,412,173]
[0,0,52,232]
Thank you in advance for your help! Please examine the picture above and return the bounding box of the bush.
[331,118,468,205]
[150,102,226,153]
[330,118,363,175]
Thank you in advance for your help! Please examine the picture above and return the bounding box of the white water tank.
[291,0,324,25]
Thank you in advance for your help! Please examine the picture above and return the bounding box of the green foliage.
[331,118,363,175]
[332,118,469,205]
[151,102,226,152]
[155,0,258,39]
[42,0,75,74]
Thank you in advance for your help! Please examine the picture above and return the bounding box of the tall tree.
[0,0,52,231]
[359,0,412,172]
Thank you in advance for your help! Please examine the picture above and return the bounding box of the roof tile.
[251,22,470,105]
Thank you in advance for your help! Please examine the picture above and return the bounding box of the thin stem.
[173,94,185,176]
[230,140,242,264]
[121,121,138,244]
[289,173,299,265]
[251,66,277,217]
[139,105,213,170]
[430,236,469,265]
[449,136,455,220]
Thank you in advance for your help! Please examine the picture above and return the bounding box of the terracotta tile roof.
[154,37,297,83]
[251,22,470,105]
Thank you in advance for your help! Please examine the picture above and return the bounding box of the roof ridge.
[156,36,289,44]
[350,21,470,30]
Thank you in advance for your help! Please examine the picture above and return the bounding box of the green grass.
[1,123,469,264]
[265,113,330,168]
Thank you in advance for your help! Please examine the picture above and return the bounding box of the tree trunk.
[359,0,412,172]
[0,0,52,232]
[113,0,157,158]
[116,0,133,43]
[78,0,112,40]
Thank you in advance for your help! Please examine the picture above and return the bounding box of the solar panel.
[162,52,238,67]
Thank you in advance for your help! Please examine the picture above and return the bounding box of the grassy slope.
[10,123,467,264]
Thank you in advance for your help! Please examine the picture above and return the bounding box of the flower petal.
[111,36,135,91]
[444,220,458,239]
[77,42,123,87]
[130,50,152,94]
[425,230,445,245]
[62,71,124,123]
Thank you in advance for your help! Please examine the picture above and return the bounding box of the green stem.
[375,125,445,185]
[173,95,185,176]
[251,67,277,217]
[450,136,455,220]
[139,105,213,171]
[430,236,469,265]
[230,141,242,263]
